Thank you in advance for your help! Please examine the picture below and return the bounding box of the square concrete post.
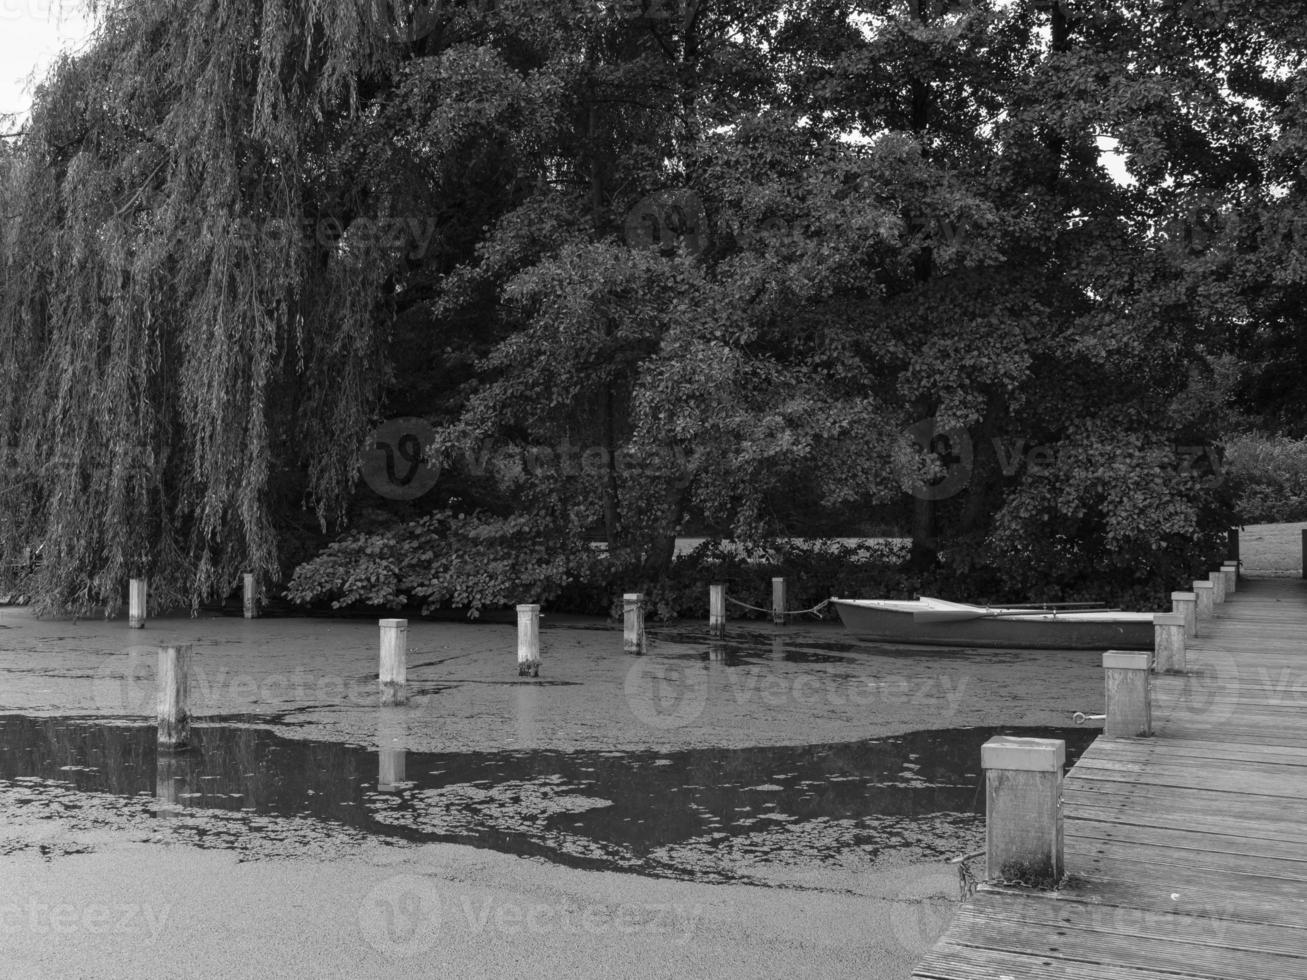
[623,593,646,654]
[1209,569,1226,605]
[129,578,147,629]
[1104,651,1151,737]
[1193,580,1214,622]
[242,573,258,619]
[709,583,726,638]
[1171,591,1196,639]
[1220,562,1237,595]
[981,736,1065,887]
[771,577,787,625]
[517,604,540,677]
[379,619,408,706]
[157,644,192,751]
[1153,613,1186,673]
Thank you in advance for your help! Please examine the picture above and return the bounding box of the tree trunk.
[906,5,937,573]
[960,393,1002,537]
[643,483,688,578]
[603,384,620,548]
[909,494,938,571]
[908,399,939,571]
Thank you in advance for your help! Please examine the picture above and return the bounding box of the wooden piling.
[709,583,726,638]
[1209,569,1226,605]
[1171,590,1197,639]
[379,619,408,706]
[771,577,786,626]
[129,578,147,629]
[517,603,540,677]
[1104,651,1151,738]
[1193,580,1214,621]
[156,644,191,751]
[623,593,646,654]
[242,573,258,619]
[981,736,1065,886]
[1153,613,1186,673]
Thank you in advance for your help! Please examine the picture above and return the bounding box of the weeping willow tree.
[0,0,425,613]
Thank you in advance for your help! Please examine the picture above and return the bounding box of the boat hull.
[831,600,1153,650]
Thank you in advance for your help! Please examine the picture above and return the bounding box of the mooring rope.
[951,850,985,900]
[723,596,833,618]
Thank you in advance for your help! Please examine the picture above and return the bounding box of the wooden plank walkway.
[914,576,1307,980]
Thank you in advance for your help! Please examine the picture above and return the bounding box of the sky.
[0,0,97,122]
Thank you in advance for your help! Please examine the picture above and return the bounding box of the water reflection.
[659,628,875,665]
[155,751,195,818]
[513,684,540,749]
[377,709,406,792]
[0,715,1096,882]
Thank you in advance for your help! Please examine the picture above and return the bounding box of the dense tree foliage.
[2,0,1304,615]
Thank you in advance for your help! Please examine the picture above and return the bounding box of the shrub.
[285,509,600,617]
[1223,432,1307,523]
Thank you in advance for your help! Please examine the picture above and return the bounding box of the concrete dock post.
[1171,590,1197,639]
[129,578,147,628]
[1193,580,1214,622]
[1104,651,1151,737]
[623,593,646,654]
[1153,613,1186,673]
[517,603,541,677]
[379,619,408,706]
[243,573,258,619]
[709,583,726,638]
[981,736,1065,886]
[157,644,192,750]
[771,577,786,625]
[1209,569,1226,605]
[1220,562,1237,596]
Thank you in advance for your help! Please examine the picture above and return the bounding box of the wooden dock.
[914,575,1307,980]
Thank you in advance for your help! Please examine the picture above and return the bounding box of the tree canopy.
[2,0,1304,615]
